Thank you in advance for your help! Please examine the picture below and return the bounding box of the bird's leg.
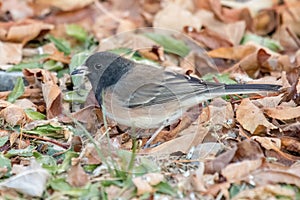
[143,124,165,148]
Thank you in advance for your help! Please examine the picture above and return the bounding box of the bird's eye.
[94,64,102,70]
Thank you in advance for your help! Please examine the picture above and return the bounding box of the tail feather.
[224,84,281,93]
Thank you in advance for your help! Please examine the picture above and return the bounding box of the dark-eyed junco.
[72,51,280,143]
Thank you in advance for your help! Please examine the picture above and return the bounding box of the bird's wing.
[125,71,225,108]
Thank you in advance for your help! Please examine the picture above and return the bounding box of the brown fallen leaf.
[141,126,209,155]
[0,104,30,126]
[232,184,295,200]
[0,42,22,65]
[252,136,281,151]
[0,19,54,44]
[199,98,234,130]
[252,94,283,108]
[185,27,232,49]
[204,145,237,174]
[207,44,257,60]
[35,0,94,11]
[245,168,300,188]
[153,3,202,32]
[264,106,300,120]
[236,98,277,134]
[42,82,62,119]
[190,165,206,192]
[280,136,300,154]
[83,144,102,165]
[132,173,164,196]
[253,9,277,35]
[195,9,246,45]
[0,0,34,20]
[67,160,89,187]
[23,69,62,119]
[14,99,37,111]
[233,139,264,162]
[221,159,262,181]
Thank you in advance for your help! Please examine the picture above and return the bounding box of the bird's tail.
[224,83,281,94]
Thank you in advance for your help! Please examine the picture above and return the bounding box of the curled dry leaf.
[132,173,164,196]
[0,19,54,44]
[199,98,234,130]
[204,145,237,174]
[207,44,257,60]
[42,82,62,119]
[195,9,246,45]
[0,0,33,20]
[153,3,202,32]
[252,136,281,151]
[233,139,264,161]
[14,99,37,111]
[67,161,89,187]
[22,69,62,119]
[221,159,262,181]
[252,94,283,108]
[236,98,277,134]
[253,9,277,35]
[280,136,300,154]
[245,168,300,188]
[83,144,102,165]
[185,27,232,49]
[232,184,295,200]
[35,0,94,11]
[0,159,49,197]
[264,106,300,120]
[0,104,30,126]
[141,125,209,155]
[0,42,22,65]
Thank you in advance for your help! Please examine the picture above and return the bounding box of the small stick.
[22,133,70,149]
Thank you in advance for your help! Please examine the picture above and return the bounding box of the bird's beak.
[71,65,89,76]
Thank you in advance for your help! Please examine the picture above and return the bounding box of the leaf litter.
[0,0,299,199]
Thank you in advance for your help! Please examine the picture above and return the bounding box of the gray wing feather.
[126,71,225,108]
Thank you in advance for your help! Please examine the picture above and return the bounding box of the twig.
[22,133,70,149]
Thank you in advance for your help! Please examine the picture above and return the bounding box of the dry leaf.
[264,106,300,120]
[0,19,54,44]
[221,159,262,181]
[236,98,277,134]
[132,173,164,195]
[232,185,295,200]
[0,160,49,197]
[253,136,281,151]
[35,0,94,11]
[0,42,22,65]
[0,104,30,126]
[195,9,246,45]
[280,136,300,154]
[207,44,257,60]
[83,144,102,165]
[199,98,234,130]
[246,168,300,188]
[205,145,237,174]
[42,82,62,119]
[252,94,283,108]
[141,125,209,155]
[185,28,232,49]
[233,139,264,162]
[67,161,89,187]
[14,99,37,111]
[22,69,62,119]
[0,0,33,20]
[153,3,202,32]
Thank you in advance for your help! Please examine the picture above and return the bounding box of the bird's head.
[71,51,133,103]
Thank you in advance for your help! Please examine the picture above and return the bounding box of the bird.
[72,51,281,147]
